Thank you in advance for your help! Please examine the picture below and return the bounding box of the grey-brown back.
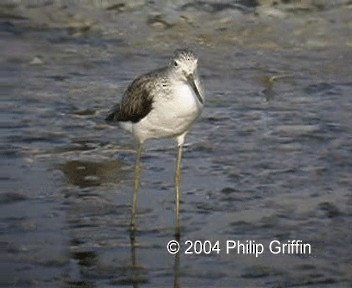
[106,67,168,123]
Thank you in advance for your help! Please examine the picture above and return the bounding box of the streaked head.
[169,49,203,104]
[170,49,198,78]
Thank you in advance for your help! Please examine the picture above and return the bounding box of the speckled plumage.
[105,49,204,236]
[106,67,164,123]
[106,48,204,144]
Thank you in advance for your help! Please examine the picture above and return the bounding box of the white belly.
[133,83,203,143]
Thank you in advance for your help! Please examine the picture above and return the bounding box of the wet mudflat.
[1,1,351,287]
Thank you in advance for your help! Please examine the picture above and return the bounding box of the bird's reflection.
[173,251,181,288]
[129,235,181,288]
[130,235,139,288]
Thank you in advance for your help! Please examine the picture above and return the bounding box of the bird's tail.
[105,104,120,122]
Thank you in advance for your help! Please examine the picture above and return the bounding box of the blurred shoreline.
[1,0,351,51]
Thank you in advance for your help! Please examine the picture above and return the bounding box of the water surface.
[1,2,351,287]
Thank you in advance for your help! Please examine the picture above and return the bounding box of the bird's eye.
[174,61,178,67]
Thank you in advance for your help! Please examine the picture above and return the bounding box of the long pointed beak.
[187,74,203,104]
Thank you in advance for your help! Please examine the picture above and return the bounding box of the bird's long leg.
[130,143,142,237]
[175,143,183,239]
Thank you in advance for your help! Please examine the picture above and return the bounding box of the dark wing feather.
[106,74,155,123]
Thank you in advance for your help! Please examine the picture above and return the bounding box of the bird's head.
[170,49,198,78]
[169,49,203,104]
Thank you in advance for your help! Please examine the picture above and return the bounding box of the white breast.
[133,82,203,143]
[172,82,202,115]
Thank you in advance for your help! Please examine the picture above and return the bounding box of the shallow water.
[1,2,352,287]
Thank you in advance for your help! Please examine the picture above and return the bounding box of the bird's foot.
[174,227,181,241]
